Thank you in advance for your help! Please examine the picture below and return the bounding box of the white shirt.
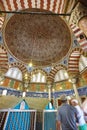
[82,99,87,114]
[75,105,86,126]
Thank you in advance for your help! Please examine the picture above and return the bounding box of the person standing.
[71,99,87,130]
[82,98,87,123]
[56,94,79,130]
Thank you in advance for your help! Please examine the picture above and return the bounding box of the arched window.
[5,67,22,81]
[31,71,46,83]
[79,55,87,72]
[54,69,69,82]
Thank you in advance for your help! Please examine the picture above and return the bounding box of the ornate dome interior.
[4,10,71,66]
[0,0,87,97]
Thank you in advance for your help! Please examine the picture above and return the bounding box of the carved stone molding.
[69,2,87,25]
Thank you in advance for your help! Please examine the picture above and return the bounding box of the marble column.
[48,85,51,101]
[71,78,82,106]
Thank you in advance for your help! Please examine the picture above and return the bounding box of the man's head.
[60,94,67,103]
[71,99,78,106]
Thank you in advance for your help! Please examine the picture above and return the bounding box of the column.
[71,78,82,106]
[48,85,51,101]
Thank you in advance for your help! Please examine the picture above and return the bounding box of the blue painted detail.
[28,67,33,72]
[9,57,14,62]
[0,35,2,41]
[74,39,78,46]
[43,67,51,73]
[5,100,30,130]
[72,39,80,48]
[45,102,55,110]
[44,109,56,130]
[13,99,29,109]
[64,59,67,64]
[0,86,87,98]
[0,32,3,43]
[5,111,30,130]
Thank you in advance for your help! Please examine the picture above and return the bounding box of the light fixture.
[0,81,3,85]
[44,89,47,92]
[26,89,29,92]
[24,73,28,80]
[22,73,30,90]
[52,88,55,92]
[28,60,33,67]
[8,64,11,68]
[68,79,72,82]
[17,87,20,90]
[64,72,68,78]
[60,87,62,90]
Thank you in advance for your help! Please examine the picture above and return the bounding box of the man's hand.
[56,121,61,130]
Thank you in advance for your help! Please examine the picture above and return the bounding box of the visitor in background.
[71,99,87,130]
[82,98,87,123]
[56,94,79,130]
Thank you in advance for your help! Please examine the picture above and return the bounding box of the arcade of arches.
[0,0,87,107]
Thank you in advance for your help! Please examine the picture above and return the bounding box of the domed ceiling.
[4,10,71,66]
[0,0,87,94]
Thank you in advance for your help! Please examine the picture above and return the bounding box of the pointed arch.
[68,48,83,74]
[70,24,87,52]
[0,0,67,14]
[10,62,27,74]
[0,45,9,71]
[5,67,22,81]
[79,55,87,72]
[47,64,68,82]
[31,68,47,83]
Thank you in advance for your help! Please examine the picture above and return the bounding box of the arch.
[47,64,67,82]
[70,24,87,52]
[10,62,27,74]
[0,1,5,30]
[54,69,69,82]
[0,0,65,14]
[0,45,8,71]
[31,68,47,83]
[79,55,87,72]
[5,67,22,81]
[68,48,82,75]
[0,16,4,30]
